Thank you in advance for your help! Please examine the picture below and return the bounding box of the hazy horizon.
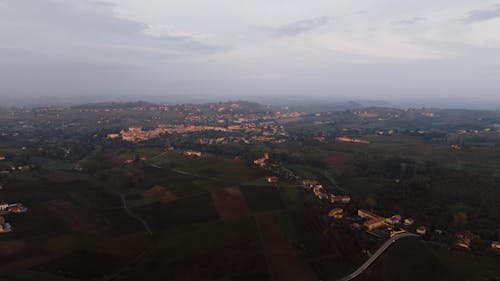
[1,94,499,111]
[1,0,499,105]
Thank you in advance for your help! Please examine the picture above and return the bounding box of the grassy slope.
[359,238,500,281]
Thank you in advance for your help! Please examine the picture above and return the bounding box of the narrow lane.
[117,192,152,236]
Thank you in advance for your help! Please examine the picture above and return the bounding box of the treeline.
[352,154,500,242]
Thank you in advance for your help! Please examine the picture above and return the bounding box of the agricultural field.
[1,102,500,280]
[211,187,251,220]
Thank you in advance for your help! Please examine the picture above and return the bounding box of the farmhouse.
[17,165,30,171]
[0,216,11,234]
[330,195,351,204]
[0,203,8,211]
[266,176,279,183]
[302,179,319,188]
[0,223,11,233]
[416,226,427,235]
[386,215,402,225]
[491,241,500,252]
[336,137,370,144]
[328,208,343,219]
[7,204,27,213]
[455,231,473,250]
[404,218,414,226]
[358,209,380,220]
[313,186,329,200]
[253,153,269,167]
[184,150,202,157]
[364,217,386,230]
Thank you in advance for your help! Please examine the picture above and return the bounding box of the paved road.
[337,233,419,281]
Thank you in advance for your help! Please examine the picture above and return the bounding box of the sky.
[0,0,500,104]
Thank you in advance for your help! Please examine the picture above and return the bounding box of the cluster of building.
[455,231,473,250]
[110,126,230,142]
[354,209,424,238]
[446,231,500,250]
[104,101,296,144]
[199,137,248,145]
[109,121,288,144]
[354,209,500,252]
[453,232,499,252]
[358,209,388,230]
[457,128,500,134]
[198,134,286,145]
[0,164,32,173]
[123,155,148,164]
[303,179,351,204]
[0,203,28,214]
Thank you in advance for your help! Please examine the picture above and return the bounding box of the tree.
[453,211,468,229]
[363,197,377,209]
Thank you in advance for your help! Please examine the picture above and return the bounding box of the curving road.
[337,233,419,281]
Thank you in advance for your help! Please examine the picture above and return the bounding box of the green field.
[122,218,270,281]
[240,186,285,212]
[132,193,219,231]
[360,238,500,281]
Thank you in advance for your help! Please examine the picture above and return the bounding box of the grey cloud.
[273,16,333,36]
[463,4,500,23]
[0,0,227,98]
[391,17,426,25]
[0,0,224,59]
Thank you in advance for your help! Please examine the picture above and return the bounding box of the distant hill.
[355,99,392,107]
[284,101,364,113]
[72,101,156,110]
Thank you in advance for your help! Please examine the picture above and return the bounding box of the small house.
[416,226,427,235]
[386,215,402,225]
[491,241,500,252]
[328,208,343,219]
[404,218,414,226]
[266,176,279,183]
[364,217,386,230]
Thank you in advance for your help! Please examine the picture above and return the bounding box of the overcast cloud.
[0,0,499,101]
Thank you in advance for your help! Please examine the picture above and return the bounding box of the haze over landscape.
[1,2,500,281]
[1,0,500,107]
